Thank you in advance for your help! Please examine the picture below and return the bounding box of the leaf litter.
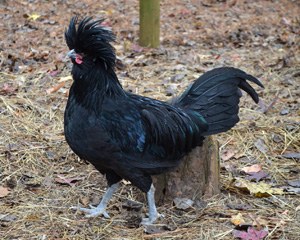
[0,0,299,239]
[0,186,10,198]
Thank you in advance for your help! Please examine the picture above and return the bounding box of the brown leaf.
[221,149,236,161]
[170,73,185,82]
[287,179,300,188]
[0,214,17,222]
[122,199,143,210]
[42,176,53,187]
[254,139,268,154]
[280,108,289,115]
[46,82,65,94]
[227,203,251,211]
[54,175,83,186]
[58,75,72,82]
[231,213,246,226]
[282,152,300,160]
[245,171,269,182]
[143,224,174,234]
[258,93,279,114]
[285,187,300,194]
[0,186,10,198]
[272,134,283,143]
[80,196,90,206]
[25,214,40,221]
[132,43,144,53]
[90,194,101,206]
[242,164,262,174]
[0,83,18,95]
[165,84,177,96]
[173,197,194,210]
[251,216,269,228]
[223,162,237,172]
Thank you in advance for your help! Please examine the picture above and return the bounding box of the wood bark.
[139,0,160,48]
[153,136,220,204]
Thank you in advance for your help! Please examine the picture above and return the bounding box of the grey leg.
[141,184,161,225]
[72,182,119,218]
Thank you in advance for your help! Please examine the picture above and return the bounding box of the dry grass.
[1,0,300,239]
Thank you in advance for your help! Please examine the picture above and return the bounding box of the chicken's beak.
[67,49,76,59]
[66,49,83,64]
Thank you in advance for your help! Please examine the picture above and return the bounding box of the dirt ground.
[0,0,299,239]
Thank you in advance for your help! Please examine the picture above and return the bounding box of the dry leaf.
[242,164,262,174]
[54,175,83,186]
[223,162,237,173]
[245,171,269,182]
[90,195,101,206]
[287,179,300,187]
[227,203,251,211]
[143,225,165,234]
[285,187,300,194]
[0,83,18,95]
[80,196,90,206]
[258,94,279,114]
[173,197,194,210]
[0,214,17,222]
[251,216,269,228]
[42,176,53,187]
[143,224,174,234]
[171,73,185,82]
[254,139,268,154]
[27,13,41,21]
[122,199,143,210]
[233,178,284,197]
[132,43,144,53]
[0,186,10,198]
[98,9,114,16]
[282,152,300,160]
[25,214,40,221]
[46,82,65,94]
[231,213,246,226]
[58,75,73,82]
[221,149,236,161]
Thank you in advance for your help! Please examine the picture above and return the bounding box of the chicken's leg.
[73,182,119,218]
[141,184,161,225]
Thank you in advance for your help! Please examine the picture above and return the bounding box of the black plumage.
[64,17,264,224]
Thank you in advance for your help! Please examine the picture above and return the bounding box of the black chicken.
[64,17,263,224]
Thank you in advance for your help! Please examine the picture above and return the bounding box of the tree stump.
[153,136,220,204]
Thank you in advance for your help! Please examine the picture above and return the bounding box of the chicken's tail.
[173,67,264,136]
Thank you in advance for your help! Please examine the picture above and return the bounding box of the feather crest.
[65,16,116,67]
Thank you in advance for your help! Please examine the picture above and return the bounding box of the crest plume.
[65,16,116,67]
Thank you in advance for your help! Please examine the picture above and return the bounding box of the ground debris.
[0,0,299,239]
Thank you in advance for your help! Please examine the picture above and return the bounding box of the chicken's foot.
[141,184,163,225]
[71,182,119,218]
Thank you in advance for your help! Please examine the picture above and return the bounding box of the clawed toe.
[141,217,153,225]
[141,212,163,225]
[71,205,110,218]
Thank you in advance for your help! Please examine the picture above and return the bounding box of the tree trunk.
[139,0,160,48]
[153,136,220,204]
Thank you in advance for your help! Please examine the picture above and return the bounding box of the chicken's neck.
[71,63,126,107]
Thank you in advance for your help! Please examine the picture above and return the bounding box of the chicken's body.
[64,17,264,224]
